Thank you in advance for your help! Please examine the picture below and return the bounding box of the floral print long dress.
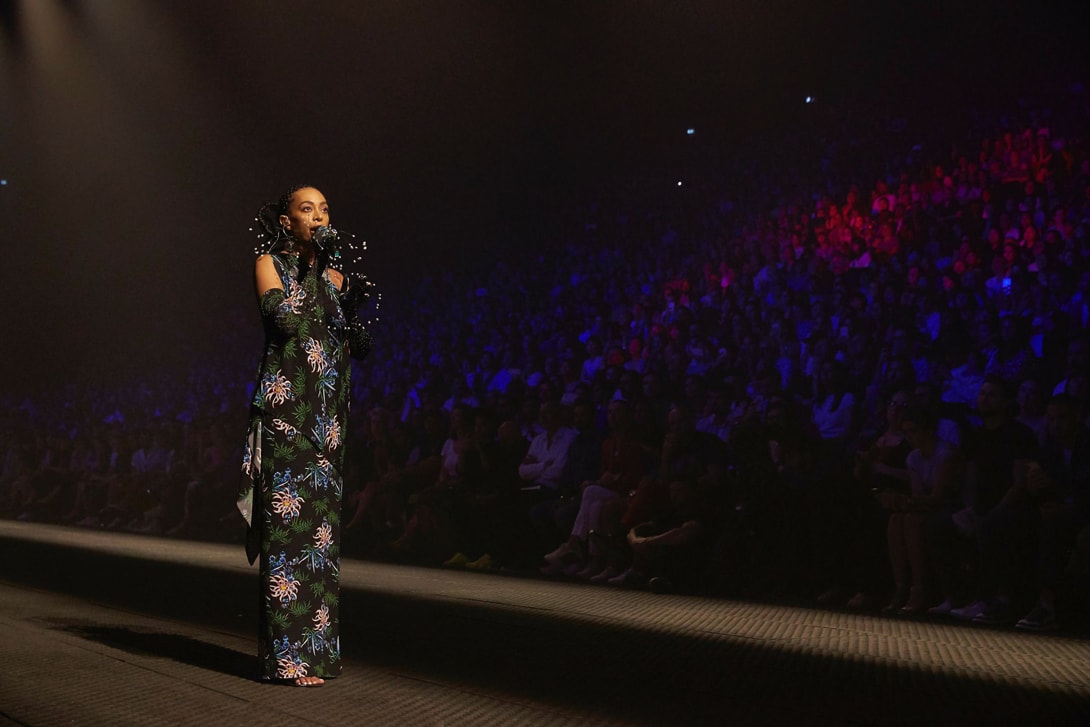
[237,252,373,681]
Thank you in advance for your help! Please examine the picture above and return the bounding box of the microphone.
[312,225,338,252]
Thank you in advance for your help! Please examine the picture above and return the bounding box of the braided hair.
[252,183,313,255]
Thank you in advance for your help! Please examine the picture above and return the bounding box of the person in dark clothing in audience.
[1016,394,1090,630]
[935,376,1039,623]
[617,477,719,593]
[442,408,532,571]
[547,400,607,541]
[609,403,728,589]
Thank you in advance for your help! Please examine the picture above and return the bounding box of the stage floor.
[2,520,1088,726]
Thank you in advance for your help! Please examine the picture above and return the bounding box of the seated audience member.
[518,400,578,555]
[942,348,988,408]
[934,376,1039,623]
[881,405,961,614]
[15,433,77,523]
[52,436,99,522]
[99,432,173,530]
[349,407,445,548]
[547,400,606,539]
[392,404,480,562]
[609,403,729,589]
[811,359,858,461]
[463,418,534,567]
[1016,394,1090,630]
[815,390,912,610]
[700,397,801,598]
[442,408,523,570]
[128,426,190,535]
[345,415,420,535]
[163,423,236,538]
[58,432,106,524]
[1016,379,1049,447]
[1050,336,1090,397]
[911,382,962,447]
[1,430,37,518]
[71,430,130,528]
[542,399,648,579]
[989,315,1037,383]
[516,393,546,442]
[611,477,718,593]
[857,391,913,492]
[696,383,735,443]
[622,403,728,533]
[1064,372,1090,425]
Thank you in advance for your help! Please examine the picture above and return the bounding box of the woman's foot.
[845,591,875,610]
[544,539,584,566]
[817,586,847,606]
[882,586,910,614]
[294,676,324,687]
[898,586,933,616]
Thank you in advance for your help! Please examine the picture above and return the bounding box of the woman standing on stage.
[237,185,374,686]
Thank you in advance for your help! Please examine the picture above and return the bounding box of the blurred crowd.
[4,89,1090,632]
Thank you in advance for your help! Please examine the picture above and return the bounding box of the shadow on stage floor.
[4,521,1090,725]
[45,619,255,680]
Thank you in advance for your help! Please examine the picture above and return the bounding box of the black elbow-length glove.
[339,274,375,360]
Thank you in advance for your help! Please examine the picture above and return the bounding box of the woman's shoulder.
[255,253,288,272]
[255,254,292,296]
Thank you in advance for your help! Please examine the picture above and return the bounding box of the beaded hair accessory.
[250,196,295,256]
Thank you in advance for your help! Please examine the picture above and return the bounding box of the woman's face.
[279,187,329,242]
[887,392,910,425]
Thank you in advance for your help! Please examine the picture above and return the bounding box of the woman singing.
[237,185,374,686]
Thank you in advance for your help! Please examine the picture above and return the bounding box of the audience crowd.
[4,89,1090,633]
